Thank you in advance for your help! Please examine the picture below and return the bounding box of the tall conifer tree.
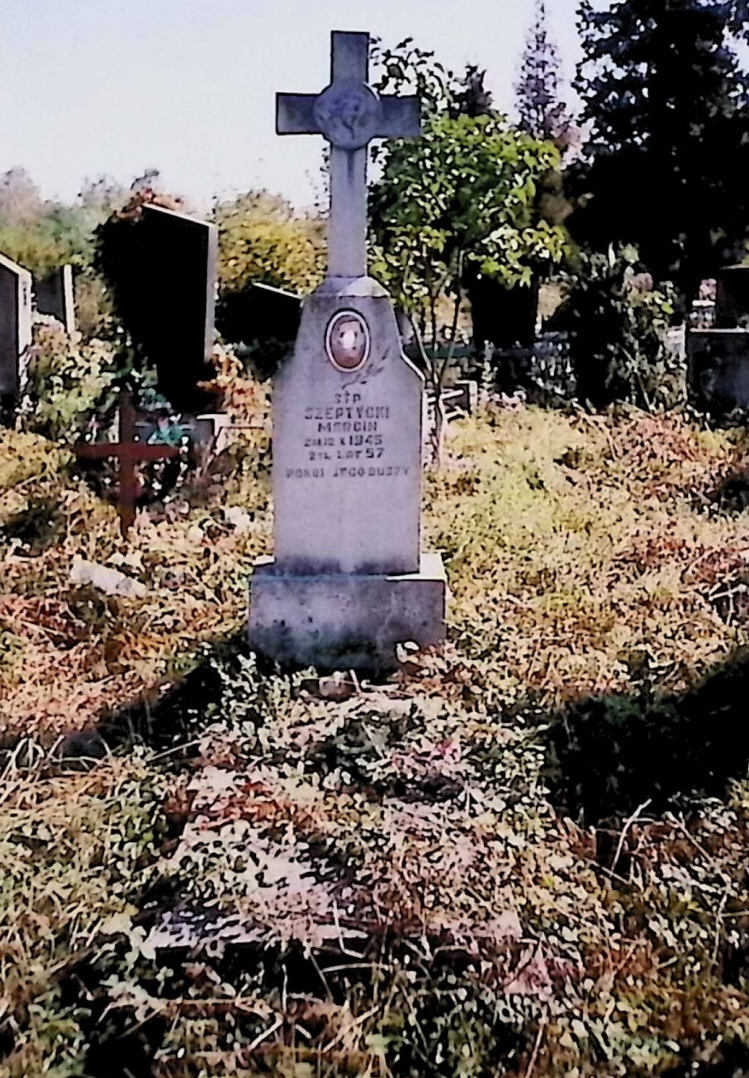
[515,1,574,149]
[572,0,749,300]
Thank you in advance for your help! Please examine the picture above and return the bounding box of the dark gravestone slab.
[35,265,76,332]
[105,205,219,413]
[687,328,749,414]
[716,265,749,328]
[465,270,538,350]
[0,252,32,416]
[217,281,301,348]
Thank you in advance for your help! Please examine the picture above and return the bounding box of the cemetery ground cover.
[3,395,749,1076]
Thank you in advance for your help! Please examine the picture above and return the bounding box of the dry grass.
[2,400,749,1076]
[0,375,271,743]
[428,407,749,701]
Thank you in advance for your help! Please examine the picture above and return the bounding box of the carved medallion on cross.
[276,31,421,279]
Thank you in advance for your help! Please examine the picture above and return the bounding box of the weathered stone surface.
[250,552,446,671]
[687,328,749,413]
[0,252,32,413]
[273,277,423,576]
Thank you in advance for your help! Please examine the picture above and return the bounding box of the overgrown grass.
[0,751,166,1078]
[0,372,271,743]
[2,402,749,1076]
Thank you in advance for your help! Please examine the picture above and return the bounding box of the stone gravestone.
[217,281,301,379]
[715,264,749,327]
[688,265,749,414]
[34,264,76,333]
[102,204,219,414]
[249,30,446,671]
[0,252,32,419]
[688,329,749,413]
[218,281,302,351]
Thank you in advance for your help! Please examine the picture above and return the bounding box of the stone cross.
[250,29,445,672]
[277,30,420,278]
[75,386,179,537]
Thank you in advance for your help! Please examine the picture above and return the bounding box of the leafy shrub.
[558,245,683,410]
[71,267,116,340]
[213,191,324,296]
[19,320,120,444]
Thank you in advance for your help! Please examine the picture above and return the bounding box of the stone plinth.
[687,328,749,413]
[249,553,446,671]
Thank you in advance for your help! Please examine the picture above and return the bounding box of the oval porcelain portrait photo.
[325,309,371,372]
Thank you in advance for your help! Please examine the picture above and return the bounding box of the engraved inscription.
[286,388,409,479]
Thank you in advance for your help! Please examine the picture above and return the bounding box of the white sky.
[0,0,582,212]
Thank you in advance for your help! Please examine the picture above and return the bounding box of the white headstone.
[250,30,446,670]
[273,278,423,575]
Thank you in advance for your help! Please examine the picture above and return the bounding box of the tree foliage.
[0,169,127,342]
[212,191,324,297]
[370,44,568,342]
[451,64,495,118]
[0,168,121,276]
[515,0,575,151]
[572,0,749,301]
[371,36,459,118]
[370,39,569,460]
[370,113,566,327]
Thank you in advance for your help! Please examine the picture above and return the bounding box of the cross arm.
[75,442,119,460]
[378,95,421,139]
[276,93,320,136]
[128,445,180,460]
[75,443,179,461]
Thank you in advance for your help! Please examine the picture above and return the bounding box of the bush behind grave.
[19,320,121,445]
[556,245,685,411]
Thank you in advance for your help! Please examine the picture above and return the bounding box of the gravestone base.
[249,552,446,671]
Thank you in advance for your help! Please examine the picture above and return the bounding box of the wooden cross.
[276,30,421,279]
[75,385,179,538]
